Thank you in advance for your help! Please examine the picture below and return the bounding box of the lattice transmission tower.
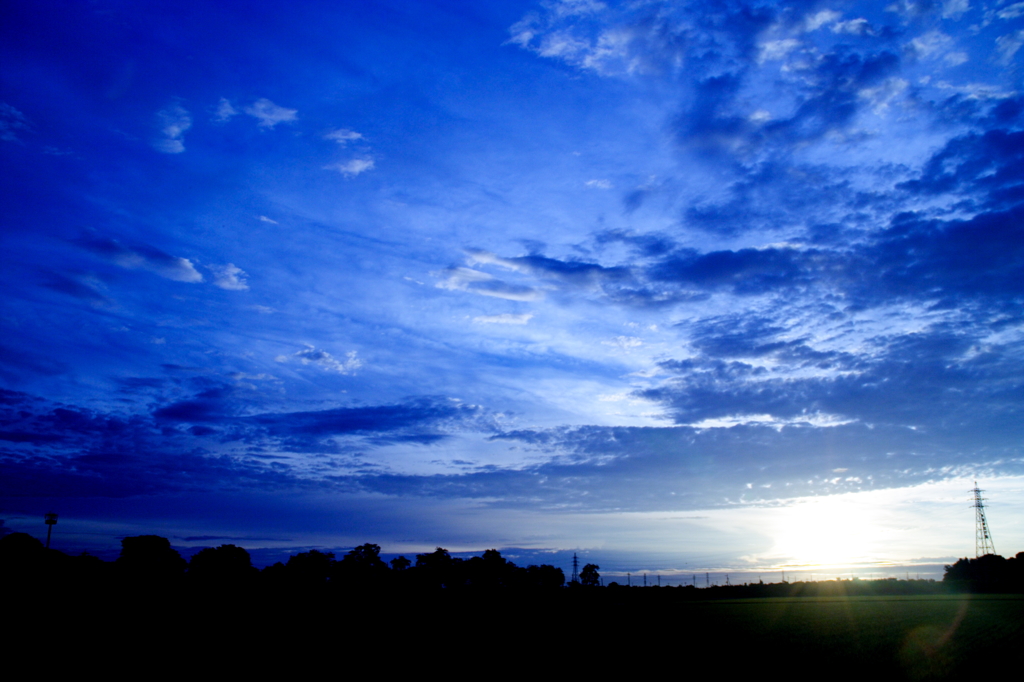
[971,481,996,557]
[571,552,579,583]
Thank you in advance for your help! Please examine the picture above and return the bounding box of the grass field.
[613,595,1024,678]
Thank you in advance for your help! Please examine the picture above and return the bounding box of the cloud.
[324,158,375,176]
[603,336,642,351]
[944,51,969,66]
[76,236,203,283]
[244,98,298,128]
[40,272,108,304]
[999,3,1024,20]
[434,267,544,301]
[276,346,363,374]
[804,10,840,32]
[153,104,191,154]
[258,215,278,224]
[466,249,631,289]
[759,39,800,63]
[585,179,612,189]
[911,31,953,59]
[832,18,871,35]
[0,388,494,500]
[473,313,534,325]
[210,263,249,291]
[650,246,816,294]
[324,128,363,144]
[996,30,1024,65]
[942,0,970,20]
[0,103,29,142]
[212,98,238,122]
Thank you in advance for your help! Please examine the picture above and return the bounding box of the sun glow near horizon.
[762,493,887,569]
[740,477,1024,572]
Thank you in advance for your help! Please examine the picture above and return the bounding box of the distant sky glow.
[2,0,1023,575]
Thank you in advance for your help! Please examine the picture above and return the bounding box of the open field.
[7,583,1022,677]
[590,595,1024,678]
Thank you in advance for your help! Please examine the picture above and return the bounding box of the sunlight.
[766,494,882,568]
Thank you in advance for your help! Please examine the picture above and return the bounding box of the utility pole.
[44,512,58,549]
[972,481,996,557]
[643,573,647,587]
[627,572,631,586]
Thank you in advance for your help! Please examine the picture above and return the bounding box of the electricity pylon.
[972,481,996,557]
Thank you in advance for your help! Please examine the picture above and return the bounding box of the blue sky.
[2,0,1023,577]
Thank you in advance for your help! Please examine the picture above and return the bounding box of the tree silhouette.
[415,547,453,589]
[580,563,600,587]
[285,549,335,585]
[116,535,186,579]
[188,544,256,583]
[335,543,389,587]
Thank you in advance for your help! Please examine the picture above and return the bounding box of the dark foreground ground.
[7,587,1022,678]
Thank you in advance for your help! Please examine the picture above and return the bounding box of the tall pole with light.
[44,512,58,549]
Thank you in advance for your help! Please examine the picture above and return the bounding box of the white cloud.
[911,30,953,58]
[0,103,29,142]
[759,39,800,63]
[212,98,238,122]
[689,412,855,430]
[473,313,534,325]
[551,0,606,18]
[153,104,191,154]
[324,128,363,144]
[858,77,908,114]
[434,267,543,301]
[82,238,203,282]
[999,3,1024,19]
[258,215,278,224]
[749,110,772,123]
[942,0,969,20]
[324,158,375,176]
[996,30,1024,65]
[804,10,840,32]
[585,179,612,189]
[832,18,870,34]
[603,335,642,351]
[244,98,298,128]
[944,51,969,66]
[276,346,363,374]
[210,263,249,291]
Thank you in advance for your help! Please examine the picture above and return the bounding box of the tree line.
[0,532,571,592]
[3,529,1022,595]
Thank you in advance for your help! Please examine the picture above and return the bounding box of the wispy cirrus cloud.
[324,158,374,176]
[0,103,29,142]
[153,103,191,153]
[209,263,249,291]
[434,266,543,301]
[473,313,534,325]
[324,128,363,144]
[244,98,297,128]
[76,236,202,283]
[276,346,363,374]
[212,97,238,122]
